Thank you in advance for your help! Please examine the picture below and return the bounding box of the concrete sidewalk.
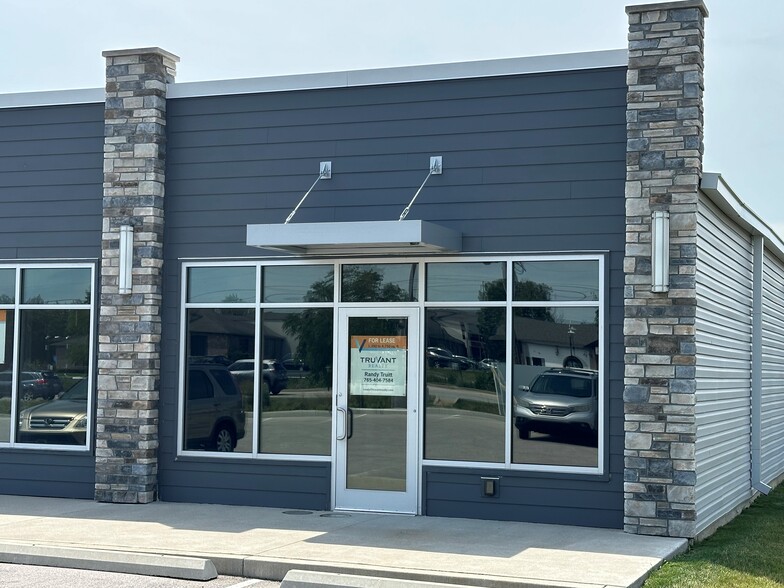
[0,495,687,588]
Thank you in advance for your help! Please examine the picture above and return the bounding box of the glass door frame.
[333,306,421,514]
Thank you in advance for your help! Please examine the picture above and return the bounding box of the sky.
[1,0,782,235]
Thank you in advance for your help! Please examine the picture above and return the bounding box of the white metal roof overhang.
[700,173,784,262]
[246,220,462,255]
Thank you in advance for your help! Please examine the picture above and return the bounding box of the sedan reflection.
[17,379,88,445]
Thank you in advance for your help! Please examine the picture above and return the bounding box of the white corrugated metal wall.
[695,193,753,534]
[761,250,784,484]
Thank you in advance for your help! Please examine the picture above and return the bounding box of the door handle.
[336,407,347,440]
[347,407,354,440]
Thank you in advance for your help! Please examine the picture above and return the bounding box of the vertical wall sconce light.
[119,224,133,294]
[651,211,670,293]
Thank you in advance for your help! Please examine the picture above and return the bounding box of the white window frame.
[0,263,96,452]
[178,260,334,462]
[177,254,606,476]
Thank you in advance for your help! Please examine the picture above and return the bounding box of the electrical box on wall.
[481,476,500,498]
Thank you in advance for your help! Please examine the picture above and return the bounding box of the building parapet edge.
[0,87,105,109]
[0,48,627,109]
[167,49,628,100]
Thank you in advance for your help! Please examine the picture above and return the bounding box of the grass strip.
[644,484,784,587]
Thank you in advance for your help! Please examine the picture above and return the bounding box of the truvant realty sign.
[350,335,407,396]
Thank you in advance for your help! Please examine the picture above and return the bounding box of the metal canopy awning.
[246,220,462,255]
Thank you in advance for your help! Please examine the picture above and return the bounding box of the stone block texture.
[96,48,179,503]
[623,1,708,538]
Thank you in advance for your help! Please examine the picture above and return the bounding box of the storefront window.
[513,260,599,302]
[424,307,506,463]
[188,266,256,303]
[341,264,418,302]
[184,308,254,453]
[0,266,94,449]
[181,257,602,472]
[182,265,334,457]
[264,265,334,303]
[426,262,506,302]
[15,308,91,445]
[258,309,332,455]
[22,267,92,304]
[0,310,15,443]
[511,307,599,468]
[0,269,14,303]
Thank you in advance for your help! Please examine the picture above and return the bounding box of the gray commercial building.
[0,0,781,539]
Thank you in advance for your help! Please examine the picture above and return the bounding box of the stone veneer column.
[623,1,708,537]
[96,48,179,503]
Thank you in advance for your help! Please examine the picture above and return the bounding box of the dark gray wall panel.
[0,452,95,499]
[159,67,627,524]
[0,137,100,158]
[170,69,626,115]
[424,469,621,528]
[0,104,102,127]
[170,88,624,130]
[0,103,103,259]
[0,103,102,497]
[159,461,330,510]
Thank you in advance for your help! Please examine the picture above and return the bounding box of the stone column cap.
[102,47,180,62]
[626,0,708,17]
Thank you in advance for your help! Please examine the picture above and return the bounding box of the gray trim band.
[0,88,104,109]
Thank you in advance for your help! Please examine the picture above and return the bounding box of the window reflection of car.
[227,359,288,394]
[453,355,477,370]
[188,355,231,366]
[185,363,246,452]
[17,379,89,445]
[0,372,12,398]
[0,370,63,401]
[513,368,598,439]
[426,347,472,370]
[282,357,310,372]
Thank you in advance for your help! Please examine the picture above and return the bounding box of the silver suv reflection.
[513,368,598,439]
[184,363,246,452]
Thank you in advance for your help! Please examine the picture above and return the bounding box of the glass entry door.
[334,307,420,513]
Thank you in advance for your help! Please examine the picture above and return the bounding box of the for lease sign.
[350,336,407,397]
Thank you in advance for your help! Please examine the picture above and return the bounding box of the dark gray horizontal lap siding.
[0,451,95,499]
[164,73,626,254]
[0,103,102,500]
[424,469,621,528]
[0,103,103,258]
[161,67,627,522]
[159,459,330,510]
